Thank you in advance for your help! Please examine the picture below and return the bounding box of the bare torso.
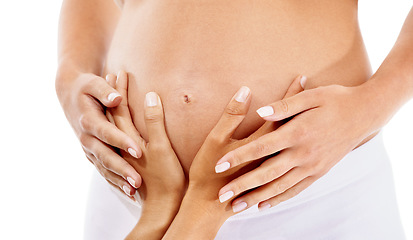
[104,0,372,174]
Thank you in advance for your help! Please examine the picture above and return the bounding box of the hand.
[106,71,185,240]
[215,77,381,211]
[162,78,304,240]
[55,71,142,199]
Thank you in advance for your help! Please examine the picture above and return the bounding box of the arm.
[56,0,142,198]
[362,6,413,123]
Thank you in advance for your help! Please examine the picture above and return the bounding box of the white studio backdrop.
[0,1,411,239]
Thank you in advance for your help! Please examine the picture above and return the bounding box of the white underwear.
[83,131,405,240]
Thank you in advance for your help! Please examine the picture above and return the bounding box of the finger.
[83,75,122,107]
[79,111,142,158]
[87,153,137,199]
[105,73,117,88]
[231,167,306,213]
[258,176,317,211]
[82,135,142,188]
[256,89,320,122]
[143,91,170,144]
[106,71,146,148]
[208,86,251,144]
[215,125,293,173]
[283,75,306,99]
[218,152,294,203]
[243,75,305,142]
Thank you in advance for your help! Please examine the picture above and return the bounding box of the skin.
[56,0,413,238]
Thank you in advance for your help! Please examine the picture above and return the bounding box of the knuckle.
[144,110,163,124]
[206,133,226,146]
[79,114,91,132]
[232,182,246,194]
[79,133,90,148]
[263,167,278,183]
[275,181,288,194]
[277,99,289,114]
[255,142,271,157]
[97,126,111,142]
[225,102,245,117]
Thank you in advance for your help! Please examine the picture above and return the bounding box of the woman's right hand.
[55,71,143,198]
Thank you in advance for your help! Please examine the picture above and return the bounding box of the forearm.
[162,186,231,240]
[57,0,120,78]
[126,199,181,240]
[361,7,413,127]
[367,7,413,107]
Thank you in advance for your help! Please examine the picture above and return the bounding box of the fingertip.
[105,92,122,107]
[234,86,251,103]
[256,106,275,118]
[300,75,307,89]
[145,92,160,107]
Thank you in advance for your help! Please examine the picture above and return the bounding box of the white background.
[0,1,412,239]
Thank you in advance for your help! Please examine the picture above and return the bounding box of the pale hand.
[55,71,142,199]
[215,79,381,211]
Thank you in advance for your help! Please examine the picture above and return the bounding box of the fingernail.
[127,177,136,188]
[259,203,271,211]
[145,92,158,106]
[300,75,307,88]
[256,106,274,118]
[232,201,247,213]
[215,162,230,173]
[123,185,131,196]
[105,75,110,82]
[128,148,138,158]
[234,86,250,103]
[219,191,234,203]
[108,92,121,102]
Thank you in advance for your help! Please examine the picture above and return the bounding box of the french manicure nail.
[219,191,234,203]
[234,86,250,103]
[215,162,230,173]
[123,185,131,196]
[127,177,136,188]
[300,75,307,88]
[146,92,158,107]
[256,106,274,118]
[108,92,121,102]
[259,203,271,211]
[232,201,247,213]
[128,148,138,158]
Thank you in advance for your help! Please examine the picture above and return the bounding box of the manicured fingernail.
[215,162,230,173]
[145,92,158,106]
[219,191,234,203]
[259,203,271,211]
[300,75,307,88]
[256,106,274,117]
[232,201,247,213]
[128,148,138,158]
[127,177,136,188]
[234,86,250,103]
[108,92,121,102]
[123,185,131,196]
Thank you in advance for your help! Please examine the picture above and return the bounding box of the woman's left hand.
[216,79,383,212]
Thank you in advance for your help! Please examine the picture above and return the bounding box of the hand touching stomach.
[103,0,372,173]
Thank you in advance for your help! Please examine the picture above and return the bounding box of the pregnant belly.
[103,0,372,173]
